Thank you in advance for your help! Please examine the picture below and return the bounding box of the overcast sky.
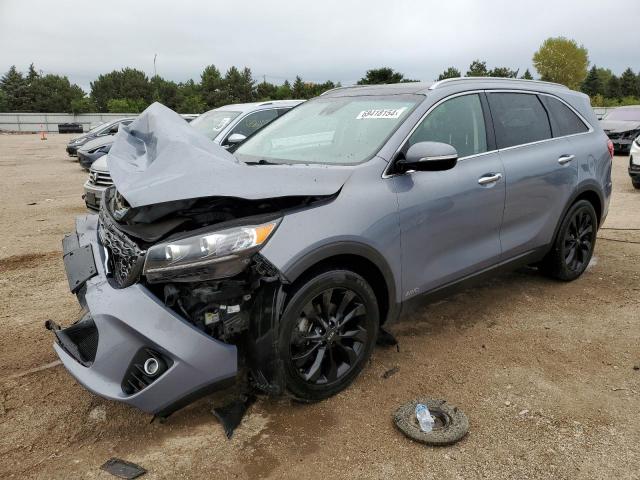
[1,0,638,92]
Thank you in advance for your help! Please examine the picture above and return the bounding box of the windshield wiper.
[244,159,279,165]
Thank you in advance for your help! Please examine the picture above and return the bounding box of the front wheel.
[278,269,379,401]
[632,179,640,190]
[541,200,597,281]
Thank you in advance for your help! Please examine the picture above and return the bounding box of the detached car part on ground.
[82,101,303,210]
[52,78,612,417]
[600,105,640,154]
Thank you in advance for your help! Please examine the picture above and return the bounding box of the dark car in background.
[600,106,640,154]
[66,117,135,156]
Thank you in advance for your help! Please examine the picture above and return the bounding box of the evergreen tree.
[489,67,518,78]
[581,66,603,96]
[466,60,488,77]
[606,75,621,99]
[0,65,28,111]
[357,67,405,84]
[619,68,637,97]
[520,69,534,80]
[292,75,306,98]
[200,65,225,108]
[437,67,461,81]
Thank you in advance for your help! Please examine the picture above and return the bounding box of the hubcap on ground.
[563,208,594,272]
[290,287,368,385]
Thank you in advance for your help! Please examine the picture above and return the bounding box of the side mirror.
[395,141,458,173]
[226,133,247,145]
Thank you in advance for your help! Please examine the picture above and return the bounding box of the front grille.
[89,170,113,187]
[98,199,146,288]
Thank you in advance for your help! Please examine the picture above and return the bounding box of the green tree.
[90,68,152,112]
[619,68,638,97]
[150,75,180,110]
[273,80,292,100]
[29,74,85,112]
[70,97,95,114]
[532,37,589,89]
[437,67,461,81]
[489,67,518,78]
[223,66,254,104]
[256,80,277,100]
[595,68,613,90]
[107,98,147,113]
[466,60,488,77]
[520,69,534,80]
[357,67,405,84]
[0,65,28,111]
[581,66,603,97]
[200,65,225,108]
[292,75,306,98]
[0,89,8,111]
[606,75,621,99]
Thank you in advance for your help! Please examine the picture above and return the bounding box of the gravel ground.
[0,133,639,479]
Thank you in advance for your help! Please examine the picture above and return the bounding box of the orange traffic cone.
[40,124,47,140]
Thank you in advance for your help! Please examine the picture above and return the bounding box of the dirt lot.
[0,133,639,479]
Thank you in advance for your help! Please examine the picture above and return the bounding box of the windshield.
[604,108,640,121]
[190,110,241,140]
[235,95,421,165]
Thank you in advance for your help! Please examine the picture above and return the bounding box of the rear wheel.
[542,200,597,281]
[279,269,379,401]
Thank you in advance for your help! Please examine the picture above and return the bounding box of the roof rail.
[320,85,369,95]
[428,77,568,90]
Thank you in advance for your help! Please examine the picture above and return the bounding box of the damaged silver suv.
[52,78,612,417]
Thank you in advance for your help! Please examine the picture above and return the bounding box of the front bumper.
[611,138,633,153]
[83,180,106,211]
[54,214,238,415]
[66,144,79,156]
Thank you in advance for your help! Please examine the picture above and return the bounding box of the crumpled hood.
[108,103,353,208]
[600,119,640,133]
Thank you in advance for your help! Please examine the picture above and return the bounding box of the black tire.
[542,200,597,281]
[632,180,640,190]
[394,399,469,446]
[278,269,379,402]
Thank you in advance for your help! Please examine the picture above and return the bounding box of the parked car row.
[598,105,640,188]
[81,100,303,209]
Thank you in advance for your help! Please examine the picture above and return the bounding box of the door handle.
[558,154,575,165]
[478,173,503,185]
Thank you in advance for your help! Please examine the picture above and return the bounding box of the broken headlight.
[143,219,280,279]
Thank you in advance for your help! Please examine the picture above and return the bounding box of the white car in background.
[629,134,640,189]
[83,100,303,209]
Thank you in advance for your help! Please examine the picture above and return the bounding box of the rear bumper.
[54,214,238,415]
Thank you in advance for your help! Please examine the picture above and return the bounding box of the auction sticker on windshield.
[356,107,406,120]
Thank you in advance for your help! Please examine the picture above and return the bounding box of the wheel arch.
[281,242,400,325]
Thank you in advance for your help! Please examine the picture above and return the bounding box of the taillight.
[607,139,614,159]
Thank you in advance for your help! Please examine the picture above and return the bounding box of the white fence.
[0,112,137,133]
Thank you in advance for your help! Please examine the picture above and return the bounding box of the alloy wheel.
[289,287,368,385]
[563,207,594,272]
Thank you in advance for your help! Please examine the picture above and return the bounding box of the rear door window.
[539,95,589,137]
[487,93,552,149]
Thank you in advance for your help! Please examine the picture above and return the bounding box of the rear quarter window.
[539,95,589,137]
[487,93,552,149]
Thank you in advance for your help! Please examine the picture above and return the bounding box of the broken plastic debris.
[100,458,146,479]
[212,394,256,439]
[416,403,435,433]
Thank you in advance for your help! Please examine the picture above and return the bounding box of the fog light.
[143,357,160,376]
